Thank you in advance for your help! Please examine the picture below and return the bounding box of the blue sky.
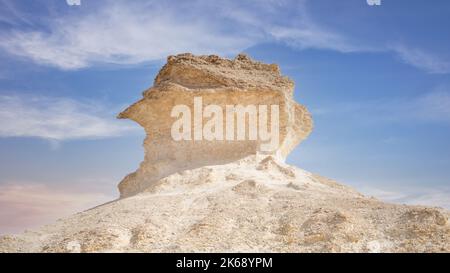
[1,0,450,234]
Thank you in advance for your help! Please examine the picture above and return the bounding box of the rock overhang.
[117,53,313,197]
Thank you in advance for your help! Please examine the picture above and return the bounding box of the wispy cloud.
[0,0,254,70]
[267,25,365,53]
[413,90,450,122]
[0,183,112,234]
[0,0,34,26]
[0,0,367,70]
[0,0,448,74]
[0,94,138,141]
[370,88,450,123]
[314,88,450,124]
[391,45,450,74]
[361,185,450,210]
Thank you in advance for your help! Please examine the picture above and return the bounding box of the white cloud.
[0,0,34,26]
[391,45,450,74]
[361,185,450,210]
[215,0,365,53]
[0,94,137,140]
[314,88,450,124]
[0,0,448,74]
[414,90,450,121]
[382,89,450,123]
[267,25,363,53]
[0,0,254,70]
[0,0,367,70]
[0,183,113,234]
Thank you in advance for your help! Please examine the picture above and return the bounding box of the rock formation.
[117,53,313,197]
[0,54,448,253]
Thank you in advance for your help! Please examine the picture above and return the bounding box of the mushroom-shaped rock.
[117,53,313,197]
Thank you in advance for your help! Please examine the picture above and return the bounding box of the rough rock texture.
[117,53,313,197]
[1,155,449,253]
[1,54,448,253]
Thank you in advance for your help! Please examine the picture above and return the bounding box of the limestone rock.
[117,53,313,197]
[1,54,448,253]
[1,155,449,253]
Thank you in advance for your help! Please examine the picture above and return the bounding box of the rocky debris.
[1,155,448,253]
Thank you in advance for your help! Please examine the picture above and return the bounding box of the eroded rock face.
[1,55,449,253]
[2,155,449,253]
[117,53,313,197]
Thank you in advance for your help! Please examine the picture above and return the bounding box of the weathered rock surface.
[1,155,449,253]
[117,53,313,197]
[1,54,448,253]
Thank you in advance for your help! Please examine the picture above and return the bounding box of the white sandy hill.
[1,154,449,253]
[1,54,448,253]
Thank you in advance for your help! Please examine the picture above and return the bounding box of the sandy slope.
[1,155,448,253]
